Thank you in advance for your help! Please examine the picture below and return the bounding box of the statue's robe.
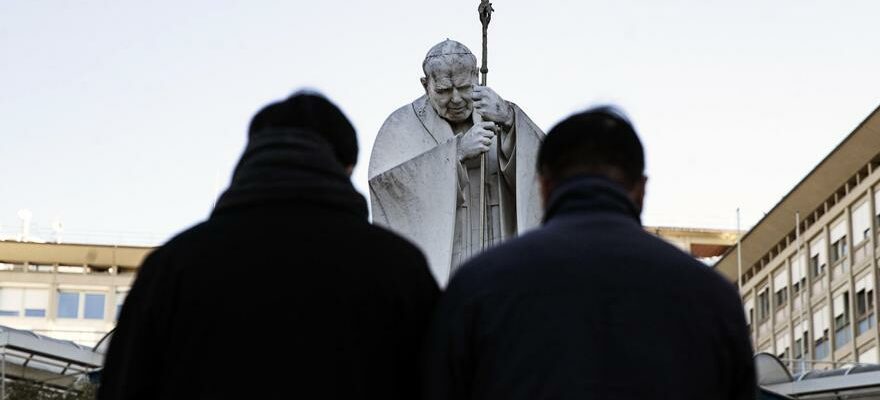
[368,95,544,286]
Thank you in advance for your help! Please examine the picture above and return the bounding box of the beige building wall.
[715,105,880,373]
[739,169,880,372]
[0,242,151,347]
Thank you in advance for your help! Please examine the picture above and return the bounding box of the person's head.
[537,106,647,212]
[248,90,358,175]
[420,40,479,124]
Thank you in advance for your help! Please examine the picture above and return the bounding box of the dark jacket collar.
[211,128,368,219]
[543,175,641,226]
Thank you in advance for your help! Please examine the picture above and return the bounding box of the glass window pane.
[116,291,128,320]
[24,309,46,317]
[84,293,105,320]
[57,292,79,319]
[810,236,827,274]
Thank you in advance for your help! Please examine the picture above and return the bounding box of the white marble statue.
[368,40,544,286]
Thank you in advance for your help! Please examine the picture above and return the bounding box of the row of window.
[754,277,877,362]
[748,193,880,326]
[749,188,880,363]
[775,327,879,365]
[751,261,876,327]
[0,287,127,321]
[762,190,879,293]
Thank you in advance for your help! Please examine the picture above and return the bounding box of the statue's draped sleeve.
[508,103,545,234]
[369,97,459,284]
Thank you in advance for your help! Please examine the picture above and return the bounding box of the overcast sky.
[1,0,879,245]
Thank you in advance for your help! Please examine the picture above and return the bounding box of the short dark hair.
[537,106,644,189]
[248,90,358,166]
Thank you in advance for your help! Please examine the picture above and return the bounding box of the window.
[775,288,788,309]
[744,296,755,332]
[810,236,827,277]
[834,292,851,347]
[56,291,109,320]
[856,275,876,336]
[749,309,755,331]
[23,289,48,318]
[830,219,848,263]
[791,255,807,295]
[852,201,871,245]
[835,291,851,328]
[875,190,880,238]
[774,269,788,309]
[57,291,79,319]
[116,290,128,320]
[776,332,790,360]
[84,293,105,320]
[814,306,830,359]
[758,288,771,323]
[0,288,49,318]
[793,321,810,359]
[0,288,23,317]
[856,277,875,316]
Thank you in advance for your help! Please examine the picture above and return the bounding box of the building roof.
[646,226,740,258]
[714,105,880,282]
[0,240,153,269]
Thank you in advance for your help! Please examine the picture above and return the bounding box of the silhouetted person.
[99,91,439,400]
[421,107,756,400]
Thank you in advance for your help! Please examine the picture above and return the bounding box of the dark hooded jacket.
[421,175,756,400]
[99,128,439,400]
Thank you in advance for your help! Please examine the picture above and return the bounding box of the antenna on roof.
[52,218,64,244]
[17,209,32,242]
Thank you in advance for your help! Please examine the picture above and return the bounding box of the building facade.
[0,241,151,347]
[715,106,880,373]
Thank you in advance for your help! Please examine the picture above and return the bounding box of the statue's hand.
[472,86,514,129]
[457,121,496,161]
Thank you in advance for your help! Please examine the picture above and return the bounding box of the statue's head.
[420,40,479,123]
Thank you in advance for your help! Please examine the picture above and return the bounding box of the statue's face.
[423,58,478,123]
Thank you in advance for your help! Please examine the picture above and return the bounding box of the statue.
[368,39,544,286]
